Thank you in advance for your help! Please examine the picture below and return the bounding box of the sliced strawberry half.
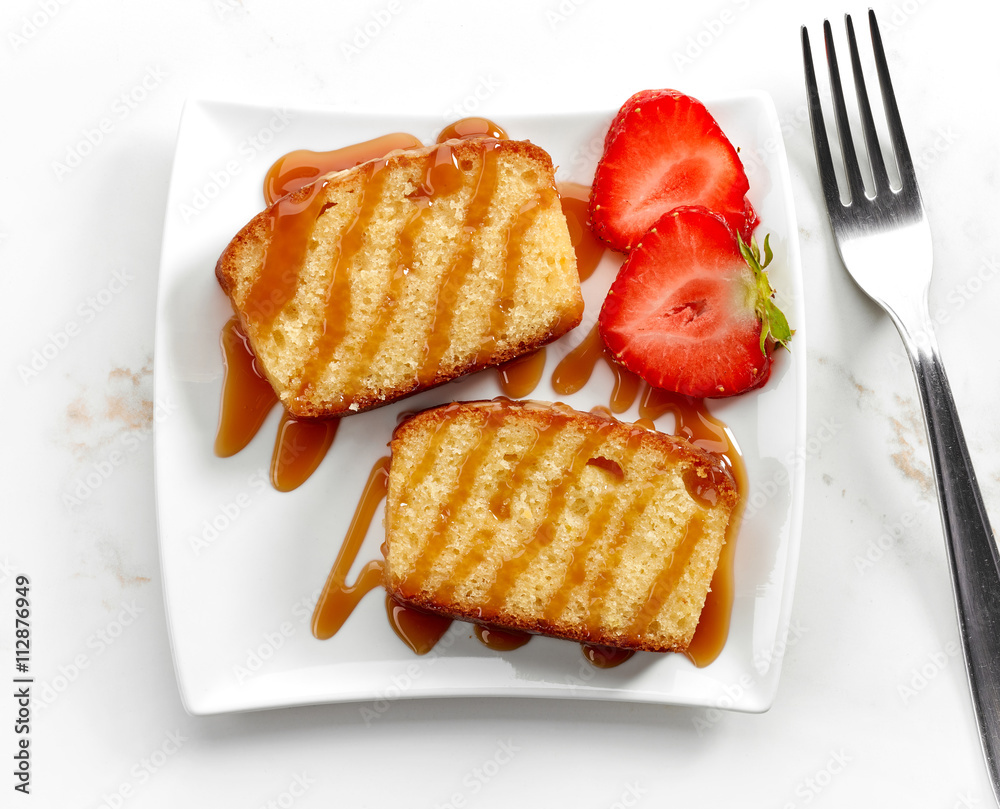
[589,89,753,252]
[598,207,792,398]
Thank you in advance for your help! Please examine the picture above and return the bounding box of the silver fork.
[803,10,1000,800]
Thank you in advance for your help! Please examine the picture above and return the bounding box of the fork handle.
[895,306,1000,792]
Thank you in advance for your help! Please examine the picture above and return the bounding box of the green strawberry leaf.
[737,232,794,356]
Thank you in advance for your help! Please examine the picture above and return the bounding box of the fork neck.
[881,290,939,367]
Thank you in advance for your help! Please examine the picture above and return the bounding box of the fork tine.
[845,13,891,194]
[868,9,919,192]
[822,19,868,204]
[801,26,844,216]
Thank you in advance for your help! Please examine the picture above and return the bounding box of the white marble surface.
[4,0,1000,805]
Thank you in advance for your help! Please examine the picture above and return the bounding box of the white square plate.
[154,95,805,715]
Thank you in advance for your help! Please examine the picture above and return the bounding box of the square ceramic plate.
[154,95,805,715]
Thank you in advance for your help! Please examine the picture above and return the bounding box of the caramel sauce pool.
[215,117,746,669]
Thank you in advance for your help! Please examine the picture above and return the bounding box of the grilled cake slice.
[383,399,739,653]
[216,138,584,418]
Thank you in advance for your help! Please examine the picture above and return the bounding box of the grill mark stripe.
[627,514,706,637]
[435,412,568,605]
[479,187,556,362]
[417,143,500,383]
[245,178,330,329]
[483,420,616,614]
[297,160,389,398]
[584,479,659,631]
[542,430,646,624]
[341,144,466,400]
[399,405,508,596]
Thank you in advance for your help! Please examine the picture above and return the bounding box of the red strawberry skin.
[590,90,752,252]
[598,207,771,398]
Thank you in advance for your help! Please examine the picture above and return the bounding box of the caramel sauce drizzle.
[582,461,657,630]
[492,180,599,398]
[556,181,605,282]
[483,420,616,614]
[214,317,279,457]
[541,428,646,624]
[429,411,568,609]
[385,594,452,655]
[437,118,509,142]
[264,133,424,205]
[219,118,572,485]
[552,323,642,413]
[547,336,747,666]
[218,134,423,484]
[398,404,509,597]
[637,386,747,667]
[311,456,390,640]
[270,410,338,492]
[475,624,531,651]
[496,350,547,398]
[628,515,706,636]
[214,317,337,492]
[430,526,492,609]
[488,413,567,521]
[297,160,389,403]
[481,188,556,362]
[245,179,331,329]
[418,142,502,385]
[339,144,466,401]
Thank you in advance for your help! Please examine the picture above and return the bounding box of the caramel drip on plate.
[270,410,339,492]
[496,349,547,398]
[551,323,641,413]
[264,133,423,205]
[385,594,452,655]
[475,624,531,651]
[436,117,509,142]
[417,142,501,385]
[556,181,605,281]
[215,318,337,490]
[214,317,279,457]
[245,179,331,329]
[582,644,634,668]
[312,456,390,640]
[484,179,596,399]
[483,420,616,613]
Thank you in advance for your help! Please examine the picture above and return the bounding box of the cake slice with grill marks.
[383,399,738,653]
[215,138,584,418]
